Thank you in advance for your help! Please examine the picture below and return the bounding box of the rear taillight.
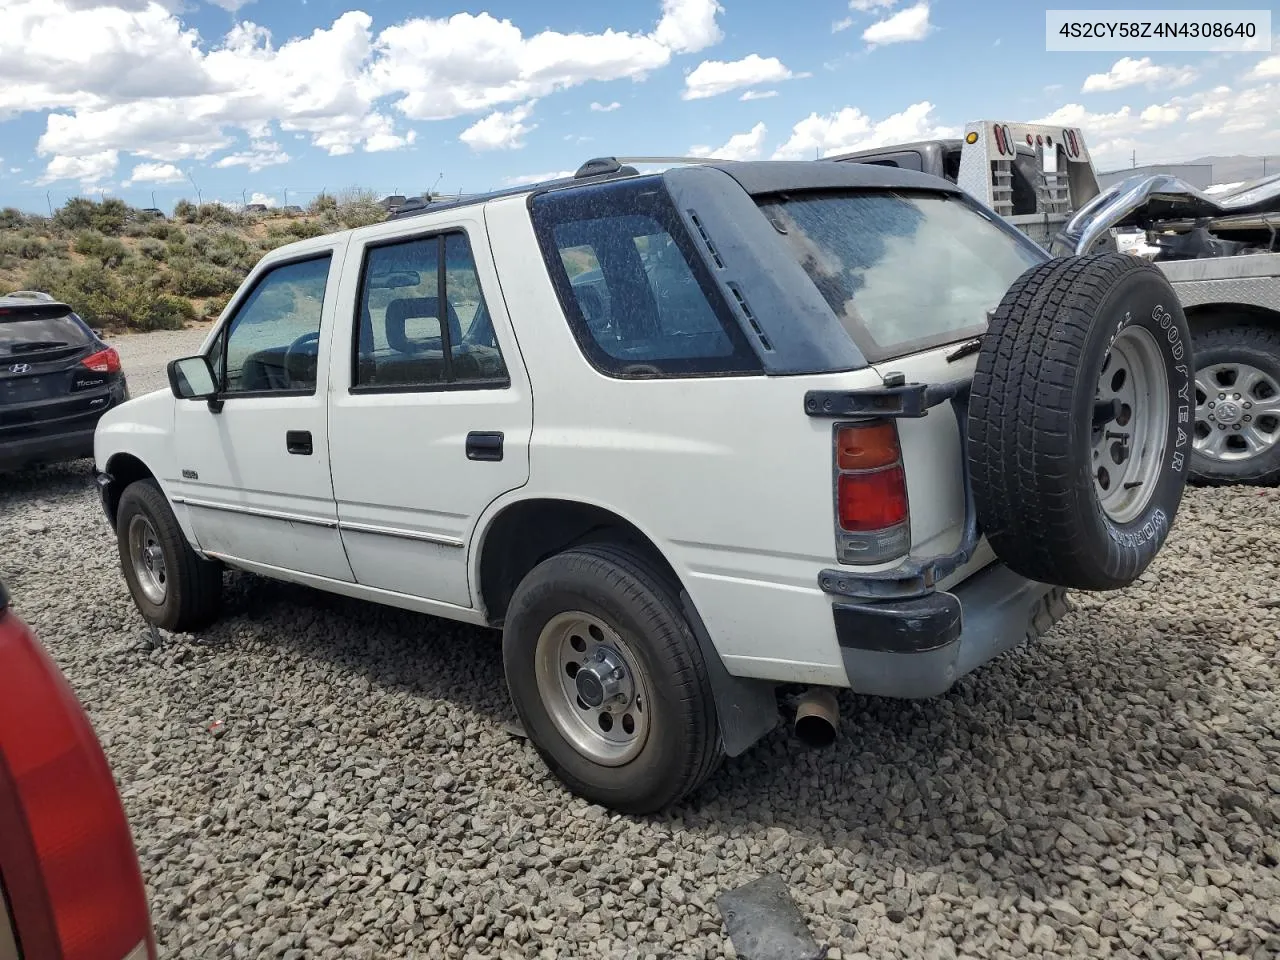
[81,347,121,374]
[833,421,910,564]
[0,609,156,960]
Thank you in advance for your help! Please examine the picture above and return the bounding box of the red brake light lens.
[82,347,121,374]
[838,466,909,531]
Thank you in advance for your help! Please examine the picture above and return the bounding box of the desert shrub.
[73,230,128,267]
[91,198,130,235]
[166,256,241,297]
[185,228,255,271]
[0,208,34,230]
[308,193,338,215]
[0,233,56,260]
[201,293,232,319]
[195,202,243,226]
[173,199,198,223]
[21,258,192,331]
[146,220,181,242]
[136,238,168,261]
[265,219,325,244]
[53,198,96,231]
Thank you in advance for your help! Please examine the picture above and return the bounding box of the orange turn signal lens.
[836,422,900,472]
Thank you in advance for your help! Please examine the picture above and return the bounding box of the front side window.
[531,179,761,378]
[759,190,1044,361]
[223,255,331,395]
[354,231,509,391]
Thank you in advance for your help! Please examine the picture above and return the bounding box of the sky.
[0,0,1277,212]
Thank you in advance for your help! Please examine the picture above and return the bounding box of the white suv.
[95,159,1193,813]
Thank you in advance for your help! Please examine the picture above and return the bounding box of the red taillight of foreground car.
[833,422,910,563]
[0,604,156,960]
[81,347,121,374]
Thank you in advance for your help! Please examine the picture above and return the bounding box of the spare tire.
[969,253,1193,591]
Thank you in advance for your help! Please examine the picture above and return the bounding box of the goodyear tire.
[969,254,1193,591]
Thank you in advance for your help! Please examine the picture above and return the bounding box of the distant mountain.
[1186,155,1277,184]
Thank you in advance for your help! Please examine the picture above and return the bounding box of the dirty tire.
[503,543,723,815]
[1188,325,1280,487]
[969,253,1192,591]
[116,479,222,631]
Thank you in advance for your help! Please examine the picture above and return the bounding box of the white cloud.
[1082,57,1197,93]
[1139,104,1180,127]
[590,101,621,112]
[206,0,254,10]
[682,54,796,100]
[123,161,185,185]
[772,101,954,159]
[690,121,767,160]
[38,150,118,186]
[11,0,726,178]
[459,101,537,151]
[1252,56,1280,79]
[213,141,291,170]
[365,128,417,152]
[372,0,724,122]
[652,0,724,54]
[502,169,575,186]
[832,18,855,33]
[740,89,778,101]
[863,3,931,47]
[244,191,277,208]
[848,0,897,10]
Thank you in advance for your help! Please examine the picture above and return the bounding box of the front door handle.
[466,431,504,462]
[286,430,313,456]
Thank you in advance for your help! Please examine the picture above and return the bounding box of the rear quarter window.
[530,179,762,378]
[758,190,1045,361]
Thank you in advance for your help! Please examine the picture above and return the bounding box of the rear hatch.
[0,303,112,437]
[758,188,1048,579]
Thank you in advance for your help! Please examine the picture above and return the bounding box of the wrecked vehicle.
[1060,172,1280,485]
[835,122,1280,486]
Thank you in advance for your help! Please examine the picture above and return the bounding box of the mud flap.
[680,590,780,757]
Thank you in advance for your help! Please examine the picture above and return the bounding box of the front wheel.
[116,480,222,631]
[502,543,723,814]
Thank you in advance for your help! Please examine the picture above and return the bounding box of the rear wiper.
[6,340,70,353]
[946,337,983,363]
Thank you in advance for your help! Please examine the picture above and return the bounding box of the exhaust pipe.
[794,687,839,747]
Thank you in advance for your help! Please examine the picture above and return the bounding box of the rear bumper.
[0,427,96,472]
[835,562,1065,698]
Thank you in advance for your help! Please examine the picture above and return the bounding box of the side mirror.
[167,356,223,413]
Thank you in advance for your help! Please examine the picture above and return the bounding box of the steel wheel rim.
[1194,361,1280,463]
[1092,326,1170,524]
[533,611,651,766]
[128,515,168,605]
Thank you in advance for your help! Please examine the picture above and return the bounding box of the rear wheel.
[502,543,723,814]
[1189,325,1280,486]
[969,253,1192,591]
[116,480,222,631]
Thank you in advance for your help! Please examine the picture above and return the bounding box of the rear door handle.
[466,431,504,462]
[286,430,313,456]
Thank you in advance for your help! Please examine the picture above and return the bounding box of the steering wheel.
[283,331,321,387]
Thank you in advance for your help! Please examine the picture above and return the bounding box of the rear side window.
[530,179,761,378]
[0,310,91,358]
[353,231,509,391]
[758,190,1044,361]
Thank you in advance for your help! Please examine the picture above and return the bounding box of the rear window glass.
[758,191,1044,361]
[0,311,89,357]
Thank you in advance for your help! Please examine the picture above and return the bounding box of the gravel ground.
[2,329,1279,959]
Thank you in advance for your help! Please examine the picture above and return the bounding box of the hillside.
[0,193,387,334]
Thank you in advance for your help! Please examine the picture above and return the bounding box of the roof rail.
[572,155,731,179]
